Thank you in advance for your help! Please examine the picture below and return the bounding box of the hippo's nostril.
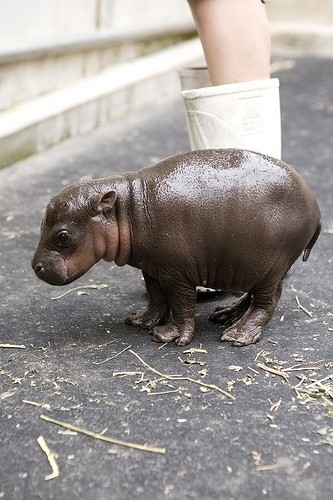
[34,263,44,275]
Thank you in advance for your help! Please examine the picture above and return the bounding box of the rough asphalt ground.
[1,56,332,500]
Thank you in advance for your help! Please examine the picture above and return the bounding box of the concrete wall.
[0,0,195,112]
[0,0,97,46]
[1,0,332,49]
[0,0,194,47]
[97,0,193,31]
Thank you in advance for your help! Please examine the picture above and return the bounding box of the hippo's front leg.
[125,272,169,329]
[151,278,197,347]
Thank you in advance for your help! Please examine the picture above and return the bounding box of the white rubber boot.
[179,67,281,159]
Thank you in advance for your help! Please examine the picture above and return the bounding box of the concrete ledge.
[0,38,203,169]
[0,24,195,64]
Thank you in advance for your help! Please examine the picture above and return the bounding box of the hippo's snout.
[33,261,61,284]
[31,251,69,286]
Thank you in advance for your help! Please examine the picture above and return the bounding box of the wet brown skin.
[32,149,321,347]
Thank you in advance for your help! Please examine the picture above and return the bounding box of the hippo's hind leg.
[209,293,252,328]
[221,280,283,346]
[125,272,169,329]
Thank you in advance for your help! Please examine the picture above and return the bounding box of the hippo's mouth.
[59,270,86,286]
[36,268,85,286]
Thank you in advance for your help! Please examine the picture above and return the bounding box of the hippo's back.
[138,149,318,222]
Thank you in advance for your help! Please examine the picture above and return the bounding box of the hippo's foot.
[221,324,263,347]
[152,321,194,347]
[210,293,252,328]
[220,281,284,346]
[125,308,168,330]
[219,300,270,347]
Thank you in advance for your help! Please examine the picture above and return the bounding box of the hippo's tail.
[302,221,322,262]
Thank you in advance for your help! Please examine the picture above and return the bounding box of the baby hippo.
[32,149,321,347]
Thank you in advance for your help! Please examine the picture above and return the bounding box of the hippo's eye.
[56,230,71,247]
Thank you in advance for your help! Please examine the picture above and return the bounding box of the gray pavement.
[1,55,333,500]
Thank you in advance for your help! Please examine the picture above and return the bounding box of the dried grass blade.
[295,296,314,318]
[51,284,108,300]
[37,435,60,480]
[40,415,166,455]
[256,362,289,382]
[0,344,26,349]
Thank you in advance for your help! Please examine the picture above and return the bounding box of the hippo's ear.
[95,190,117,215]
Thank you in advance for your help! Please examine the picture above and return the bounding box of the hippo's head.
[31,180,119,285]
